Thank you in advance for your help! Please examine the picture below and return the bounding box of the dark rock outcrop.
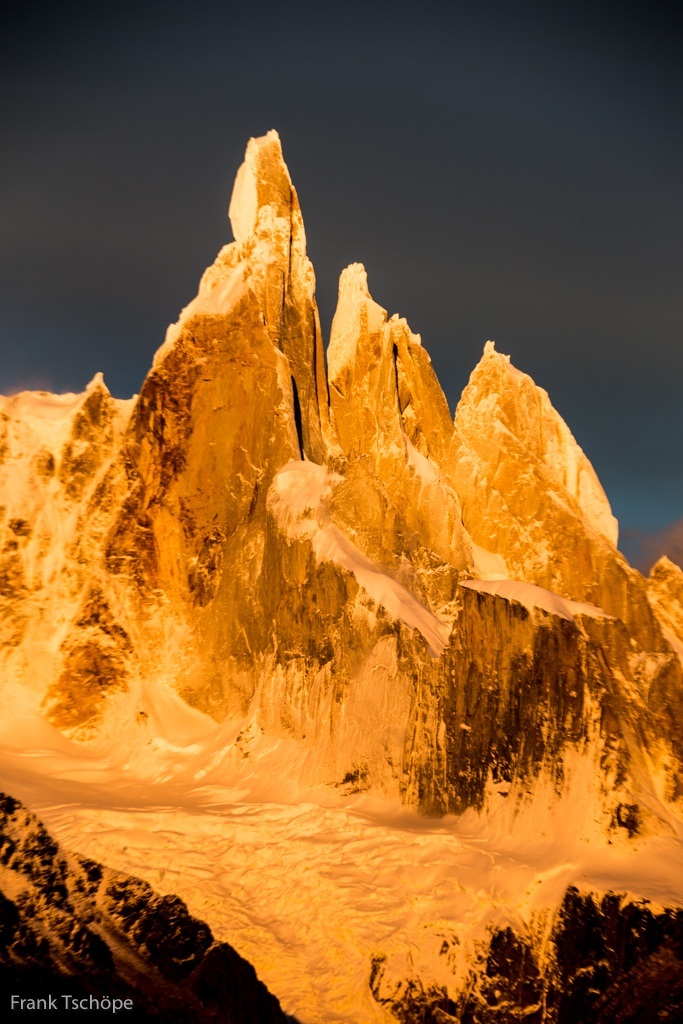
[0,794,291,1023]
[371,886,683,1024]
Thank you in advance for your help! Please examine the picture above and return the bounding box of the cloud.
[1,374,56,397]
[621,518,683,575]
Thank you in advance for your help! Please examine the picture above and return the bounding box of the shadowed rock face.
[0,130,682,832]
[383,580,682,819]
[0,794,291,1023]
[371,888,683,1024]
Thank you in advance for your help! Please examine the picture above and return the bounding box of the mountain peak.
[651,554,683,579]
[228,129,297,246]
[2,128,681,815]
[457,340,619,549]
[154,131,327,461]
[327,263,387,387]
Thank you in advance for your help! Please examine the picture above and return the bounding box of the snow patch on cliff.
[470,543,508,581]
[268,461,451,655]
[157,256,246,360]
[461,578,610,622]
[315,525,451,655]
[663,627,683,667]
[404,436,440,485]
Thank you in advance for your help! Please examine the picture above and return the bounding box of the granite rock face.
[0,375,132,681]
[327,263,472,573]
[647,555,683,646]
[451,343,664,647]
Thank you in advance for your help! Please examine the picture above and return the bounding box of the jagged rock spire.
[157,131,328,463]
[327,262,472,571]
[451,341,665,643]
[461,341,618,546]
[227,130,328,462]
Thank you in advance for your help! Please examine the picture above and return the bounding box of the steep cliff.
[452,342,663,647]
[647,555,683,649]
[0,376,134,697]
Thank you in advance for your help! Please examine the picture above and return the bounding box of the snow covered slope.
[0,720,681,1023]
[0,793,289,1022]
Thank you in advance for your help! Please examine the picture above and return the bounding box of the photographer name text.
[11,995,134,1013]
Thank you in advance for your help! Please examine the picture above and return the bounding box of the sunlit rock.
[452,341,664,646]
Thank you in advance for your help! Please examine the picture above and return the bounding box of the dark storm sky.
[2,1,682,565]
